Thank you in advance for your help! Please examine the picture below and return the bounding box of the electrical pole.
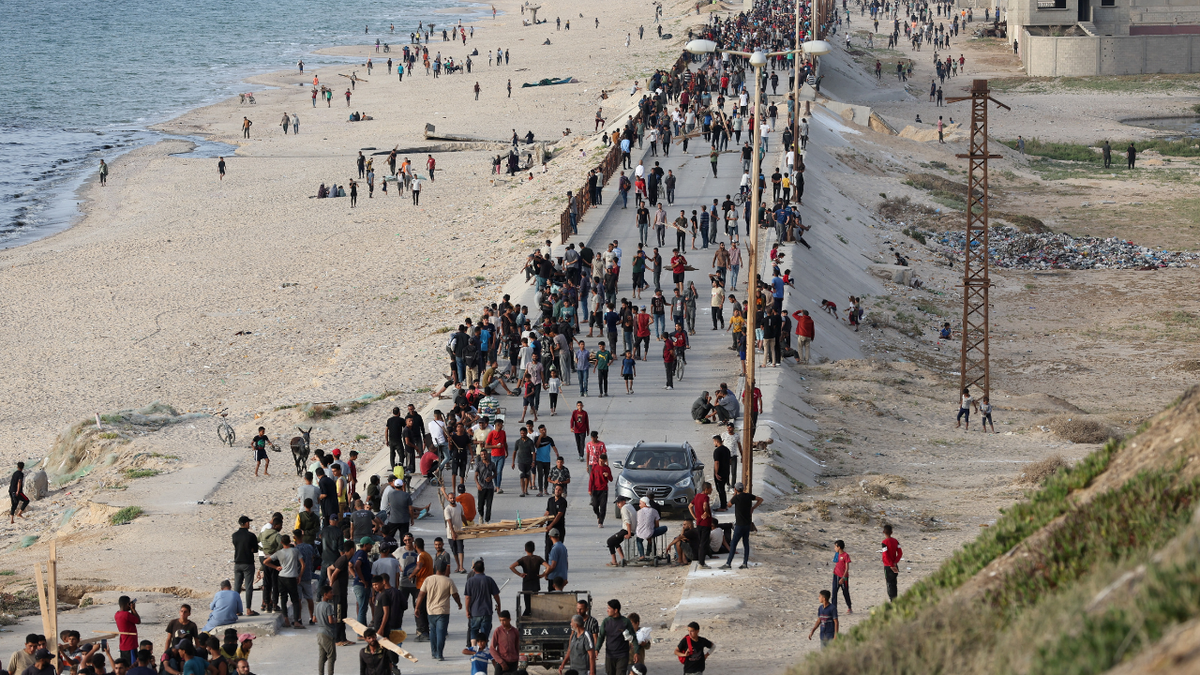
[947,80,1008,399]
[741,56,766,494]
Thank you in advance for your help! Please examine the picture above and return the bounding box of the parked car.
[613,442,705,511]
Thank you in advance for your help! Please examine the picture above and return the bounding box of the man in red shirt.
[881,524,903,601]
[688,482,714,568]
[588,454,613,527]
[635,307,652,360]
[670,249,688,294]
[486,420,509,494]
[426,154,437,181]
[570,402,590,461]
[792,309,814,363]
[584,431,607,468]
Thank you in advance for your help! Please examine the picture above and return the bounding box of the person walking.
[1102,140,1111,168]
[414,564,462,661]
[474,82,481,100]
[831,540,852,613]
[807,590,838,647]
[545,529,569,590]
[463,560,501,648]
[1127,143,1137,169]
[718,483,762,569]
[314,586,338,675]
[560,614,597,675]
[242,117,252,139]
[9,461,29,523]
[673,622,714,674]
[98,160,109,186]
[588,455,612,527]
[570,401,589,459]
[881,524,903,601]
[597,599,635,675]
[620,350,636,394]
[412,175,422,204]
[793,309,814,363]
[688,482,714,568]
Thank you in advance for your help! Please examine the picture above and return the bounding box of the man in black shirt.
[673,622,714,674]
[385,407,405,469]
[710,436,731,510]
[232,516,260,615]
[719,483,763,570]
[328,540,355,644]
[543,485,568,559]
[509,541,548,616]
[316,469,338,525]
[319,515,344,594]
[10,461,28,523]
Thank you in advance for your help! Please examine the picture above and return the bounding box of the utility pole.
[947,80,1008,399]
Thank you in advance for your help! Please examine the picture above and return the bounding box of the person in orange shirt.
[412,538,435,641]
[455,484,476,526]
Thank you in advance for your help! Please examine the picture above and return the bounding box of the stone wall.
[1023,30,1200,74]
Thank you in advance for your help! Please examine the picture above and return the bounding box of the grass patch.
[914,298,946,316]
[110,506,144,525]
[1016,455,1068,485]
[274,403,299,411]
[98,432,121,440]
[1005,138,1099,162]
[989,73,1200,94]
[354,434,369,441]
[902,226,927,245]
[0,570,15,576]
[799,436,1200,675]
[123,468,161,479]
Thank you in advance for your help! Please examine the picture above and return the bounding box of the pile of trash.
[937,227,1200,270]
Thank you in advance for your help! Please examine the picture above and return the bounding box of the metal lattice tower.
[947,80,1008,399]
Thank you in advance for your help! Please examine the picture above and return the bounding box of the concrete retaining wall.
[1024,31,1200,75]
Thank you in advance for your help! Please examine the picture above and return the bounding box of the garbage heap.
[937,227,1200,270]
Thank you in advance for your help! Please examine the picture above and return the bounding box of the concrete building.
[1007,0,1200,75]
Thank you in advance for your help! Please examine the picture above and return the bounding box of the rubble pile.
[937,227,1200,270]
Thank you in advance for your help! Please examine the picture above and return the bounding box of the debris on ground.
[936,228,1200,270]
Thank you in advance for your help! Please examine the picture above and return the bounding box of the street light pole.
[740,55,766,493]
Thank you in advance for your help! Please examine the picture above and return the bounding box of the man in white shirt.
[442,488,466,573]
[634,162,645,179]
[635,497,668,558]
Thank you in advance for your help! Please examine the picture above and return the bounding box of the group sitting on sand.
[348,111,374,122]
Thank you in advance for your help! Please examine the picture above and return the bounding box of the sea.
[1,0,477,248]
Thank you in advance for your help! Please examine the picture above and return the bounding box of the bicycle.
[215,409,236,447]
[733,190,748,206]
[674,347,687,380]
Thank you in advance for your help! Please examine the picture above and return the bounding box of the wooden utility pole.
[947,80,1008,399]
[33,541,59,655]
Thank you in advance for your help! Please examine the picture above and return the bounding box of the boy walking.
[621,351,637,394]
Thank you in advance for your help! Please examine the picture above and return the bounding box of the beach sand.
[0,0,695,460]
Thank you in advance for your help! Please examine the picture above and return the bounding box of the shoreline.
[0,0,693,457]
[13,0,497,253]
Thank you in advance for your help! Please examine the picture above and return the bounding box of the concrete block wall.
[1024,30,1200,74]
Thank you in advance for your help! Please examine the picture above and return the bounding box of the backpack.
[679,635,693,664]
[445,334,457,357]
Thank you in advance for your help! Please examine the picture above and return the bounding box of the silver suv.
[613,442,705,510]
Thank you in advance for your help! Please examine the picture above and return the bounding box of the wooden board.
[343,617,418,663]
[458,525,548,540]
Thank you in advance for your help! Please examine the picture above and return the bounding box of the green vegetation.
[0,570,15,576]
[123,468,160,479]
[902,227,927,245]
[796,414,1200,675]
[354,434,369,441]
[110,506,144,525]
[990,73,1200,94]
[914,298,945,316]
[1008,137,1200,163]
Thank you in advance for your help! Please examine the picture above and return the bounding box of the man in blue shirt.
[807,590,838,647]
[771,271,785,312]
[546,529,569,590]
[202,580,243,631]
[620,138,632,169]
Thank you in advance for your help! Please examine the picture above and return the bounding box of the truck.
[516,590,592,672]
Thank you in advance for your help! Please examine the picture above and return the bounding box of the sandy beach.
[0,0,693,459]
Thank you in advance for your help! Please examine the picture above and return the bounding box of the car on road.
[613,441,705,511]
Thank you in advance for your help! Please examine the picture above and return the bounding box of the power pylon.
[946,79,1008,399]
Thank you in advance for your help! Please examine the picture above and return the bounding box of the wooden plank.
[33,565,50,639]
[458,525,550,541]
[83,633,119,646]
[343,617,418,663]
